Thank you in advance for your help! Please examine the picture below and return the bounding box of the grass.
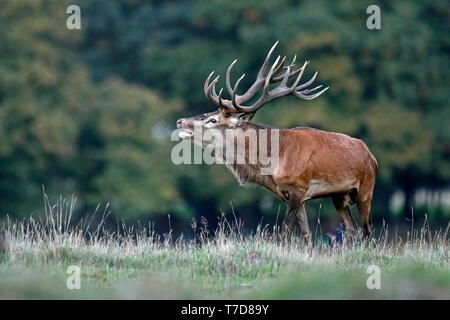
[0,195,449,299]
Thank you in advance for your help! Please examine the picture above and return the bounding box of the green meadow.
[1,197,448,300]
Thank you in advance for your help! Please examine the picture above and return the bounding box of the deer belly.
[303,178,358,201]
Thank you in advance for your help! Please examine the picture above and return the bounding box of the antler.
[204,41,329,114]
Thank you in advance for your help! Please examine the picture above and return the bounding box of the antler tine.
[204,73,234,111]
[264,55,281,91]
[290,54,297,67]
[301,85,323,94]
[295,71,318,91]
[290,61,309,88]
[218,87,224,107]
[233,56,281,113]
[228,41,279,104]
[225,59,237,97]
[294,86,329,100]
[231,74,246,108]
[270,53,297,82]
[205,75,220,105]
[271,66,300,83]
[204,71,215,98]
[272,55,287,77]
[280,65,291,88]
[271,56,302,82]
[257,41,279,79]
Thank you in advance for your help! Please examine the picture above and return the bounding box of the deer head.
[176,41,328,142]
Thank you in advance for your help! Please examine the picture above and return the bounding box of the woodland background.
[0,0,448,234]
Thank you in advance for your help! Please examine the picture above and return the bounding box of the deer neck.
[218,122,278,187]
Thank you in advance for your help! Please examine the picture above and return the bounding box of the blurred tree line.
[0,0,448,227]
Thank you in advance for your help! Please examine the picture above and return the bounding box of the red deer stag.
[176,42,377,242]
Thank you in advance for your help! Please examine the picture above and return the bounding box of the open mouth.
[178,129,193,139]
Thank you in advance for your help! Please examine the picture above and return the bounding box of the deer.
[176,41,377,243]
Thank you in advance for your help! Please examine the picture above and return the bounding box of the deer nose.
[176,118,184,128]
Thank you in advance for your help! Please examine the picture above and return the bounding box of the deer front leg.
[282,195,300,234]
[282,197,311,246]
[297,204,311,245]
[282,195,311,243]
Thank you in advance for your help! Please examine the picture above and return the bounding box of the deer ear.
[238,112,255,122]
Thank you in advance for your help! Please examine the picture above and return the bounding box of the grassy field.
[0,196,449,299]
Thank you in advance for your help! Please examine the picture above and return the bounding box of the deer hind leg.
[356,198,373,238]
[356,179,375,239]
[332,194,356,238]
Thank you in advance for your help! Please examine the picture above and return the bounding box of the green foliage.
[0,0,184,217]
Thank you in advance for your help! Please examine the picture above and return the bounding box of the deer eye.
[209,118,217,124]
